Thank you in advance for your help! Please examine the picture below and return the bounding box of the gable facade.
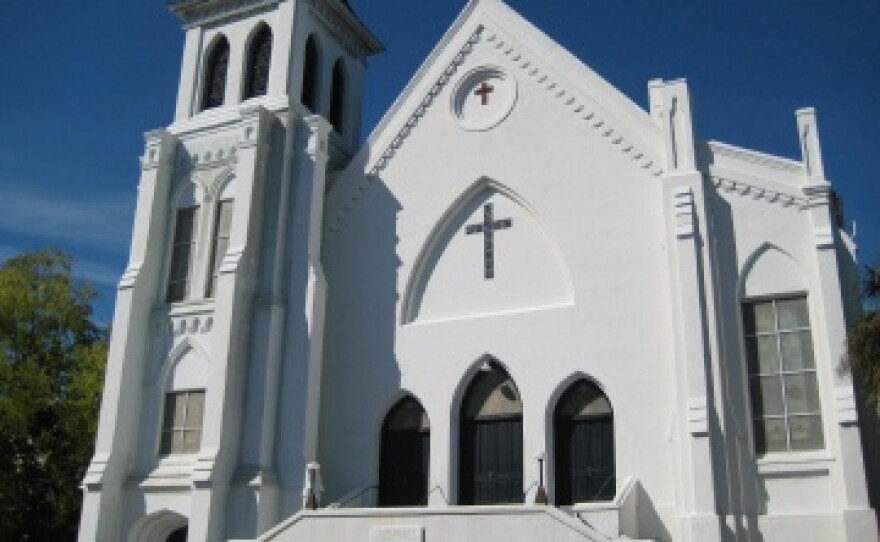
[78,1,877,541]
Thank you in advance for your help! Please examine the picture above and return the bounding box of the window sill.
[165,298,215,315]
[129,455,198,489]
[757,450,834,476]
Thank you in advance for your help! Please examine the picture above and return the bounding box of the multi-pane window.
[160,390,205,455]
[166,207,198,303]
[743,297,824,454]
[206,200,233,298]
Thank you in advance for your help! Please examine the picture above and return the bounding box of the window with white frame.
[166,206,198,303]
[160,390,205,455]
[206,200,234,298]
[743,296,824,454]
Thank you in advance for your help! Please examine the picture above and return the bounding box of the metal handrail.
[327,485,377,508]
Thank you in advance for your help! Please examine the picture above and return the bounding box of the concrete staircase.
[256,505,654,542]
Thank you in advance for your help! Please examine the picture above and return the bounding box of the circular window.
[451,66,517,131]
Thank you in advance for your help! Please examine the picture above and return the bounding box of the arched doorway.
[554,380,615,504]
[459,362,523,505]
[378,397,430,506]
[127,511,187,542]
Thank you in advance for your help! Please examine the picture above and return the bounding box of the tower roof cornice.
[168,0,383,56]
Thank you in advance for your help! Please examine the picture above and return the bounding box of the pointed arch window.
[244,24,273,100]
[378,397,430,506]
[301,35,320,112]
[201,36,230,111]
[459,362,523,505]
[328,58,347,132]
[553,380,615,504]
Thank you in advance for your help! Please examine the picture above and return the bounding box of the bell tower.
[78,1,381,541]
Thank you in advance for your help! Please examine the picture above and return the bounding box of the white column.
[78,130,177,542]
[797,108,876,538]
[650,79,722,542]
[189,105,271,541]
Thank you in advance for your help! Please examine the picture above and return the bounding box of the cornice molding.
[324,25,486,237]
[704,140,803,174]
[170,0,281,28]
[711,176,807,209]
[483,27,663,178]
[308,0,383,60]
[325,22,664,238]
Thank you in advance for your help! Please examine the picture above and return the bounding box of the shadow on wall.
[858,398,880,529]
[318,175,404,502]
[701,161,770,541]
[635,484,672,540]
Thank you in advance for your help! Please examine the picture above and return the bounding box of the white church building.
[78,0,879,540]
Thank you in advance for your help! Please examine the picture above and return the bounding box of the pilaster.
[295,114,331,500]
[650,79,722,542]
[272,113,331,517]
[796,108,875,536]
[189,105,272,541]
[175,27,204,122]
[78,129,178,542]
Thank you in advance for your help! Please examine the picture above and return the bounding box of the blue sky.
[0,0,878,322]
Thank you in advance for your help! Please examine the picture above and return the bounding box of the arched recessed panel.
[741,244,807,299]
[554,380,615,504]
[459,363,523,505]
[379,397,430,506]
[403,180,573,324]
[166,341,207,392]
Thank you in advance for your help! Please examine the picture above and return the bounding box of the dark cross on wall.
[465,203,513,280]
[474,82,495,105]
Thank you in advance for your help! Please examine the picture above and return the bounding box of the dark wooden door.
[461,417,523,504]
[555,416,615,504]
[378,430,429,506]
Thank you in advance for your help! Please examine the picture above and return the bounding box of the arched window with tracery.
[301,35,320,112]
[244,24,272,99]
[328,58,347,132]
[201,36,230,111]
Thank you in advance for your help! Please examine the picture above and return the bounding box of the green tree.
[845,260,880,405]
[0,249,107,541]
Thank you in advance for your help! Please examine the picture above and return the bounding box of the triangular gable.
[325,0,665,237]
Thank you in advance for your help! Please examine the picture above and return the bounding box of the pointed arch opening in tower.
[244,23,273,100]
[301,34,321,112]
[459,361,523,505]
[378,396,430,507]
[201,35,230,111]
[553,379,615,504]
[328,58,347,132]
